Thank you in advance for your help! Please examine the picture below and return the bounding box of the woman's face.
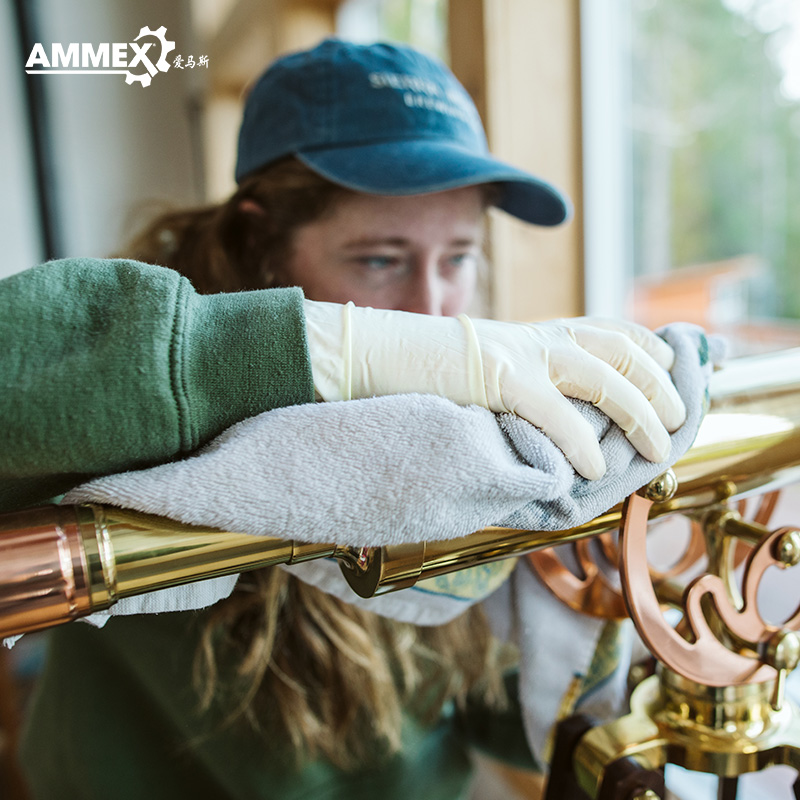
[284,186,484,317]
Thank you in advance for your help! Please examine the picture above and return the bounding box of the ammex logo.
[25,25,176,87]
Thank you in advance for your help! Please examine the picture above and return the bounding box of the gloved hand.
[303,300,686,480]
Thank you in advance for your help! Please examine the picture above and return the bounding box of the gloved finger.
[570,328,686,431]
[573,318,676,372]
[553,353,672,464]
[512,388,607,480]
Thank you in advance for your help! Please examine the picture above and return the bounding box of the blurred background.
[2,1,800,798]
[3,0,800,351]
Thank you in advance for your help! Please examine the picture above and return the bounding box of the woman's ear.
[238,199,266,216]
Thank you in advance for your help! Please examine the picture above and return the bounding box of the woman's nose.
[397,267,444,316]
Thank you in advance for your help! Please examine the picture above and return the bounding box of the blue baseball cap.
[235,39,571,226]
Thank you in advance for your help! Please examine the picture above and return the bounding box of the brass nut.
[774,529,800,568]
[765,630,800,672]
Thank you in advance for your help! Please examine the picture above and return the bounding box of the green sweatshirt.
[21,614,474,800]
[0,258,314,512]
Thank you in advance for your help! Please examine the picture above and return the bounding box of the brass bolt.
[643,469,678,503]
[631,791,660,800]
[714,479,737,502]
[774,529,800,568]
[339,546,371,572]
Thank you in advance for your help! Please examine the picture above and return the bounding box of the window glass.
[336,0,448,61]
[625,0,800,354]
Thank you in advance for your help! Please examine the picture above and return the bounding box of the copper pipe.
[1,348,800,636]
[0,504,350,637]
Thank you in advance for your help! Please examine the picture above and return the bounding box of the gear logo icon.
[125,25,175,87]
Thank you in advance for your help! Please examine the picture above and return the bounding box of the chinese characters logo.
[25,26,208,88]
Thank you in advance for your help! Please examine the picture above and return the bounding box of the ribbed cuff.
[178,285,315,451]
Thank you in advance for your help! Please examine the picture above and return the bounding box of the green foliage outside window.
[630,0,800,319]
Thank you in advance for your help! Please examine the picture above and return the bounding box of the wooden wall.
[449,0,584,321]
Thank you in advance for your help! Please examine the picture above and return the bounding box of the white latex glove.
[303,300,686,480]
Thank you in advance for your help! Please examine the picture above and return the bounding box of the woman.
[13,40,684,799]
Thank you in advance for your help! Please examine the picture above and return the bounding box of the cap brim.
[296,140,572,226]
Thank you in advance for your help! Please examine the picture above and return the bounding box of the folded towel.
[62,323,722,766]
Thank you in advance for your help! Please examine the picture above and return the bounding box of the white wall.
[0,0,44,278]
[580,0,631,319]
[0,0,202,277]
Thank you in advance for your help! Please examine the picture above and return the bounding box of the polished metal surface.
[0,505,94,636]
[571,671,800,797]
[618,492,800,687]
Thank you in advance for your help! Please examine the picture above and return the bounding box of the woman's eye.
[447,252,478,269]
[357,256,400,270]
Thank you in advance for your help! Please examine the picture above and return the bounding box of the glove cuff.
[457,314,490,407]
[304,299,353,402]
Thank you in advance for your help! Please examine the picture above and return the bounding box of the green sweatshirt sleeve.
[0,257,315,512]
